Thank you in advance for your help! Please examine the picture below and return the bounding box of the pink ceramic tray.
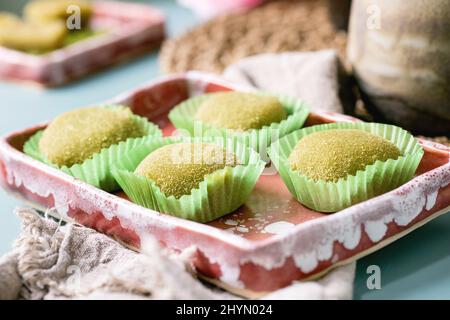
[0,72,449,297]
[0,1,165,87]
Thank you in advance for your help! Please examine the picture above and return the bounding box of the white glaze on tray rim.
[1,72,449,289]
[2,112,448,288]
[0,141,253,249]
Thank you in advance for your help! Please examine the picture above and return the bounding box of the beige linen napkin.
[223,50,344,113]
[0,50,355,300]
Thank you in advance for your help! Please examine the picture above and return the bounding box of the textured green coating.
[195,92,287,131]
[40,107,144,167]
[288,129,401,182]
[135,142,240,198]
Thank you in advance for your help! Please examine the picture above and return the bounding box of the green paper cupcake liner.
[168,92,309,162]
[268,122,424,212]
[112,136,266,222]
[23,106,162,192]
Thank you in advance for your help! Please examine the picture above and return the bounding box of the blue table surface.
[1,0,449,300]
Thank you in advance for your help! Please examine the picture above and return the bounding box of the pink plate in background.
[0,72,449,297]
[0,1,165,87]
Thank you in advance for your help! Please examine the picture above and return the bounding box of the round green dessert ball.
[40,107,144,167]
[195,92,287,131]
[288,129,401,182]
[135,142,240,198]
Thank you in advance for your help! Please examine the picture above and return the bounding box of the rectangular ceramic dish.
[0,72,449,297]
[0,1,165,87]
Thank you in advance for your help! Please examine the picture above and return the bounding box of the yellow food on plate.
[0,12,21,27]
[0,18,67,52]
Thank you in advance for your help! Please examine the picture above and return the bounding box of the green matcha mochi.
[135,142,240,198]
[39,107,144,167]
[288,129,401,182]
[195,92,287,131]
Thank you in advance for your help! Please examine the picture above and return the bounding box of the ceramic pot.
[326,0,352,30]
[347,0,450,136]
